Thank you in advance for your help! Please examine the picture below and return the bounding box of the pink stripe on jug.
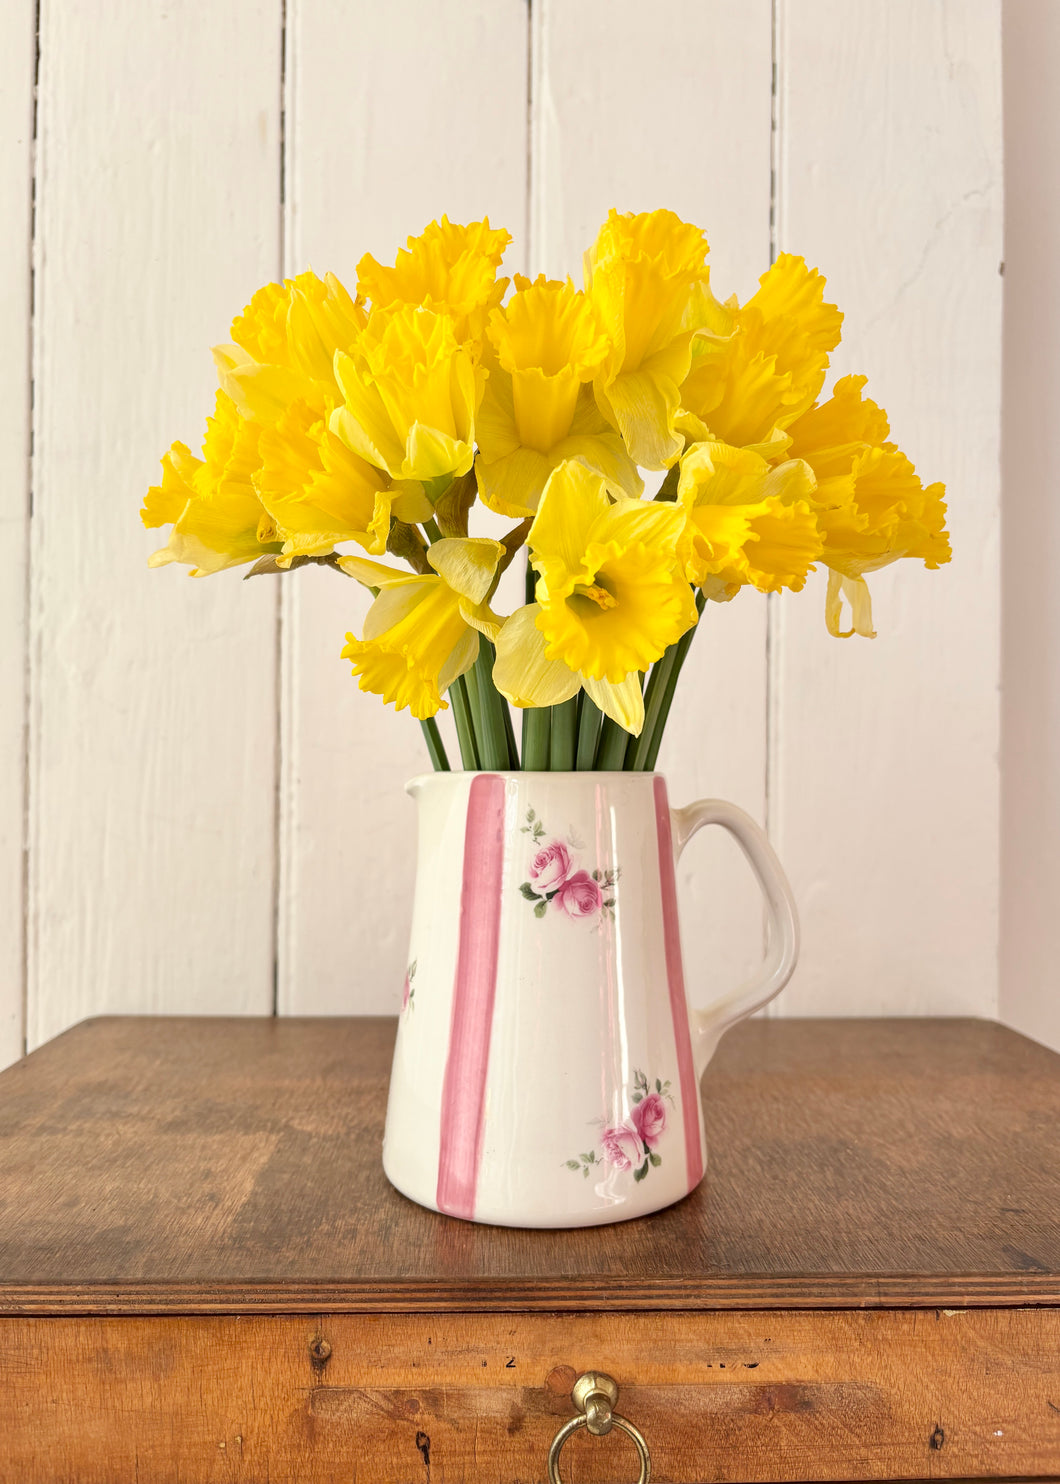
[436,774,507,1219]
[653,775,705,1190]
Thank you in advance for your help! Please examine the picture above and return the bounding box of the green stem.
[423,516,443,543]
[654,463,681,502]
[630,590,707,772]
[502,692,519,769]
[522,706,551,770]
[550,696,578,771]
[463,659,482,751]
[595,715,632,770]
[471,634,512,770]
[419,717,450,772]
[520,559,538,771]
[628,656,668,771]
[576,694,603,770]
[449,675,480,770]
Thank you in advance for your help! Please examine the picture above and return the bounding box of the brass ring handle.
[547,1372,651,1484]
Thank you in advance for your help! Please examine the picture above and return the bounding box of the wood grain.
[0,1309,1057,1481]
[26,0,282,1050]
[0,1016,1056,1314]
[770,0,1004,1019]
[0,0,35,1071]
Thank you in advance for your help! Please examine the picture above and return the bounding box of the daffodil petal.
[331,363,404,473]
[493,605,582,709]
[362,576,436,638]
[390,479,433,523]
[144,392,281,576]
[342,568,487,719]
[356,216,511,345]
[142,443,197,528]
[254,399,393,557]
[437,625,480,692]
[582,673,644,736]
[337,555,419,589]
[825,570,876,639]
[595,366,684,471]
[528,460,610,588]
[459,598,506,644]
[405,422,474,483]
[426,536,505,605]
[477,444,555,518]
[604,493,686,551]
[477,380,643,517]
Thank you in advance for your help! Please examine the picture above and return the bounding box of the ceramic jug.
[383,771,798,1228]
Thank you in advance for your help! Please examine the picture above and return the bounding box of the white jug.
[383,770,798,1228]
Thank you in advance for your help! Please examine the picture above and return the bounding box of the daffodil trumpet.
[144,210,949,772]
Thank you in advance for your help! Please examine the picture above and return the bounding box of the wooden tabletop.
[0,1015,1056,1315]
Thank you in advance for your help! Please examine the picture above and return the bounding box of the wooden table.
[0,1015,1057,1482]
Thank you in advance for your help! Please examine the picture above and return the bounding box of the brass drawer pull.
[548,1371,651,1484]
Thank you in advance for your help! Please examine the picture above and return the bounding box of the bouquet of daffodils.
[143,210,949,772]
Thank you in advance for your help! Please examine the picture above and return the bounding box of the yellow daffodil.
[339,537,505,718]
[331,305,484,493]
[142,391,280,576]
[143,207,952,756]
[253,399,394,561]
[213,270,365,425]
[785,375,950,636]
[676,442,822,600]
[586,208,711,470]
[492,460,697,733]
[492,603,647,733]
[356,217,511,348]
[678,254,843,454]
[476,274,641,517]
[531,461,696,678]
[491,275,610,444]
[784,371,892,477]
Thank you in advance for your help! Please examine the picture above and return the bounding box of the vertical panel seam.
[524,0,533,274]
[22,0,43,1057]
[765,0,780,833]
[271,0,289,1018]
[763,0,782,999]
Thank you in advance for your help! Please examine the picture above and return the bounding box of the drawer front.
[1,1309,1058,1482]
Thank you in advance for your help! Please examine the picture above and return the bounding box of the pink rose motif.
[552,869,603,919]
[600,1124,643,1171]
[631,1092,667,1148]
[529,840,574,894]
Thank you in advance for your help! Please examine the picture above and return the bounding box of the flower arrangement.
[142,209,949,772]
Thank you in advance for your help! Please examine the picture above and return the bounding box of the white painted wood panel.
[0,1,1011,1048]
[27,0,283,1048]
[1000,0,1060,1053]
[0,0,36,1070]
[770,0,1002,1016]
[534,0,774,1007]
[279,0,531,1014]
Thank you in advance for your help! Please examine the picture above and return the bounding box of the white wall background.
[0,0,1016,1069]
[1000,0,1060,1055]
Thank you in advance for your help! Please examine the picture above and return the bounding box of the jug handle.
[671,798,799,1073]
